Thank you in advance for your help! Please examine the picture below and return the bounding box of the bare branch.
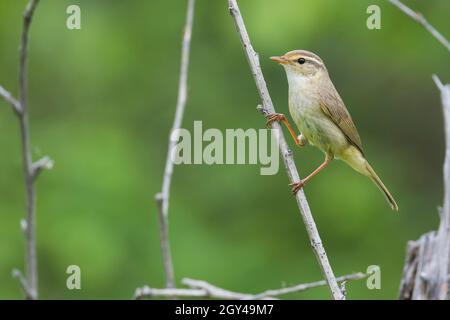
[248,273,366,300]
[134,287,213,299]
[228,0,344,300]
[182,278,273,299]
[134,272,366,300]
[0,85,21,114]
[19,0,40,108]
[155,0,196,289]
[11,0,41,300]
[389,0,450,53]
[155,192,175,289]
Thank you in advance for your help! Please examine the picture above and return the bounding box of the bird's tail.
[365,162,398,211]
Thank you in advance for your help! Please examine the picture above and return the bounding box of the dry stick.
[389,0,450,53]
[134,272,366,300]
[431,75,450,299]
[0,0,50,300]
[181,279,273,299]
[227,0,344,300]
[17,0,40,300]
[155,0,195,289]
[248,272,366,300]
[135,279,268,300]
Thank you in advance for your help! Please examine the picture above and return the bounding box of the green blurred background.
[0,0,449,299]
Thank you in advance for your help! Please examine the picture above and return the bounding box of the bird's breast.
[288,87,348,155]
[287,76,322,120]
[288,87,321,131]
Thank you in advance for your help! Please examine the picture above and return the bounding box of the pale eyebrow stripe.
[306,57,323,66]
[288,55,324,67]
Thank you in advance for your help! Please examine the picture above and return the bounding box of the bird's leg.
[290,156,332,194]
[266,113,302,146]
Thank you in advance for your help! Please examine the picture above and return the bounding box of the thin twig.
[19,0,41,300]
[389,0,450,53]
[0,85,21,114]
[155,0,196,289]
[248,273,366,300]
[227,0,344,300]
[155,192,174,289]
[0,0,45,300]
[134,287,215,299]
[134,272,366,300]
[182,278,274,299]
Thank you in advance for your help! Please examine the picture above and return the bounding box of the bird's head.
[270,50,326,78]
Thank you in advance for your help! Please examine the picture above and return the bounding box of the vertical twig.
[227,0,344,300]
[155,0,196,289]
[389,0,450,53]
[0,0,51,300]
[17,0,41,300]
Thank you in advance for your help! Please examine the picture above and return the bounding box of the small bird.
[269,50,398,211]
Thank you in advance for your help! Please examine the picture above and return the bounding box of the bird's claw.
[265,113,285,127]
[290,181,305,195]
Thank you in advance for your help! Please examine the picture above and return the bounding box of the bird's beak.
[270,55,288,65]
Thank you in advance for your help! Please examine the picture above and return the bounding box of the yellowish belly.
[289,101,349,157]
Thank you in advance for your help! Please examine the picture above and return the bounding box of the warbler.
[269,50,398,211]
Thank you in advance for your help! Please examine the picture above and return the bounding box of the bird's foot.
[265,113,286,127]
[290,181,305,195]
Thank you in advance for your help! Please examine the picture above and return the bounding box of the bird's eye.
[298,58,306,64]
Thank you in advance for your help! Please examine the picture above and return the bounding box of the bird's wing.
[318,81,364,154]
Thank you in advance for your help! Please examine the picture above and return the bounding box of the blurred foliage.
[0,0,449,299]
